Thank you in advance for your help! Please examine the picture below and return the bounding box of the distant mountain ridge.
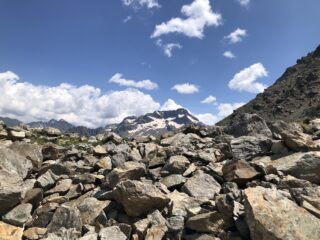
[0,108,201,136]
[218,44,320,126]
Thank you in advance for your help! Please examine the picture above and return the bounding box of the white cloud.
[171,83,199,94]
[228,63,268,93]
[201,95,217,105]
[123,16,132,23]
[122,0,160,9]
[224,28,247,43]
[237,0,250,6]
[109,73,158,90]
[160,99,183,111]
[217,102,245,117]
[0,70,160,128]
[196,113,218,125]
[151,0,222,39]
[223,51,236,59]
[156,39,182,58]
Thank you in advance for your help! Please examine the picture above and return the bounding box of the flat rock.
[77,197,110,225]
[105,161,146,188]
[182,171,221,202]
[222,160,260,185]
[186,211,233,235]
[160,174,186,189]
[244,186,320,240]
[113,180,170,217]
[230,136,272,161]
[2,203,33,226]
[99,226,127,240]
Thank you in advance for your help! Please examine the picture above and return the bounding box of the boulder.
[224,113,273,138]
[0,146,33,179]
[42,143,67,160]
[99,226,127,240]
[182,171,221,202]
[244,186,320,240]
[160,174,186,189]
[9,142,43,170]
[167,190,201,217]
[105,161,146,188]
[186,211,233,234]
[113,180,170,217]
[162,155,190,174]
[0,169,24,215]
[23,227,47,240]
[2,203,33,226]
[47,206,82,234]
[93,145,107,156]
[77,197,110,225]
[0,221,23,240]
[253,152,320,184]
[222,160,260,185]
[271,120,319,151]
[230,136,272,161]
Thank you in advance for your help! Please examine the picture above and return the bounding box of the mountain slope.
[28,119,75,132]
[0,117,22,127]
[113,108,201,136]
[218,44,320,125]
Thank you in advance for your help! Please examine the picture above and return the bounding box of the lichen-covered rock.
[113,180,170,217]
[244,186,320,240]
[0,221,23,240]
[99,226,126,240]
[2,203,33,226]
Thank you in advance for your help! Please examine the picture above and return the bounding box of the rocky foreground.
[0,114,320,240]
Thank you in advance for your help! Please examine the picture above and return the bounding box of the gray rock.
[182,171,221,202]
[9,142,43,170]
[160,174,186,189]
[99,226,127,240]
[230,135,272,161]
[244,186,320,240]
[42,143,67,160]
[47,206,82,233]
[2,203,32,226]
[225,113,273,138]
[105,161,146,188]
[77,197,110,225]
[113,180,170,217]
[0,169,24,215]
[36,170,59,190]
[162,155,190,174]
[0,146,33,179]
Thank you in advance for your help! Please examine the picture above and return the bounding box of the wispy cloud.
[172,83,199,94]
[201,95,217,105]
[228,63,268,93]
[151,0,221,39]
[225,28,247,43]
[122,0,160,9]
[237,0,250,7]
[223,51,236,59]
[123,16,132,23]
[156,39,182,58]
[109,73,158,90]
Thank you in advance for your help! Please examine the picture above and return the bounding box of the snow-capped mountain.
[113,108,200,137]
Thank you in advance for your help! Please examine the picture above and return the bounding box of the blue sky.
[0,0,319,127]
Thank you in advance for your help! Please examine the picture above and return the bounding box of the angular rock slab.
[253,151,320,184]
[113,180,170,217]
[0,221,23,240]
[244,186,320,240]
[99,226,126,240]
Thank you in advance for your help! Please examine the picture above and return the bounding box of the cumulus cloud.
[237,0,250,6]
[109,73,158,90]
[122,0,160,9]
[151,0,222,39]
[156,39,182,58]
[160,99,183,111]
[0,70,161,128]
[217,102,245,117]
[228,63,268,93]
[171,83,199,94]
[225,28,247,43]
[223,51,236,59]
[201,95,217,105]
[196,113,218,125]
